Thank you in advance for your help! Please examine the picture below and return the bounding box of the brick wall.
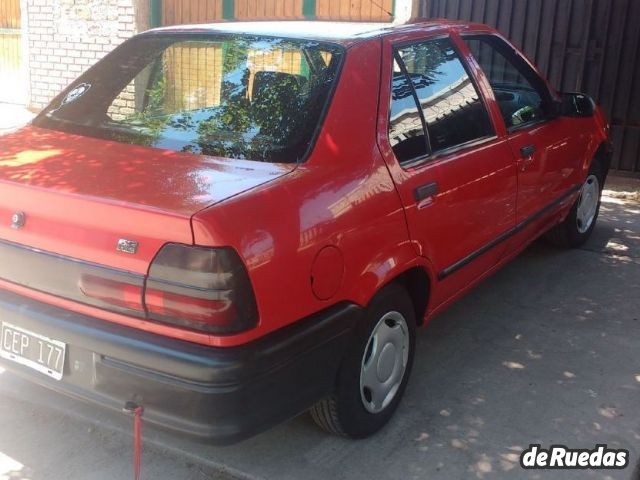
[26,0,143,110]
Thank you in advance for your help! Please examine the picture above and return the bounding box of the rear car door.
[377,33,517,308]
[462,34,590,240]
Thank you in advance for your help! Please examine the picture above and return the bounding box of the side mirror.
[560,92,596,117]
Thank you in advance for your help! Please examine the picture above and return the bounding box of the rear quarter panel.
[192,39,432,346]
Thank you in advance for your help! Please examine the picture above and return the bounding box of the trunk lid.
[0,126,294,274]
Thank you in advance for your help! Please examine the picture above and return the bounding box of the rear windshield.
[34,34,344,163]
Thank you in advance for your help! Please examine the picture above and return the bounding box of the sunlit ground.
[0,368,28,480]
[0,451,26,480]
[603,186,640,203]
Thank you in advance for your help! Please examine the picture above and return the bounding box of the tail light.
[143,244,258,334]
[79,274,144,312]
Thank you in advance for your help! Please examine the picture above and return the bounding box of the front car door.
[461,33,591,244]
[377,30,518,310]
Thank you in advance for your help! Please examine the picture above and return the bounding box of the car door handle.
[414,182,438,202]
[520,145,536,158]
[519,145,536,171]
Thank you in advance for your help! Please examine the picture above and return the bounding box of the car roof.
[143,19,491,46]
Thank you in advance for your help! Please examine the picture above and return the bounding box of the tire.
[310,283,416,438]
[546,160,605,248]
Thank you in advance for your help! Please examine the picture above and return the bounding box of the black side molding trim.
[438,183,582,280]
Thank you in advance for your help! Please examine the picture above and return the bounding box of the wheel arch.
[592,140,613,176]
[349,245,434,327]
[583,139,613,181]
[392,266,431,326]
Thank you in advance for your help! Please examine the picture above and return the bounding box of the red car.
[0,19,610,442]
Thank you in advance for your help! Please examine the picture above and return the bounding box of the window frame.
[387,35,498,169]
[389,49,432,162]
[460,33,559,134]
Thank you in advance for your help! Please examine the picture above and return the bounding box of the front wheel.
[310,283,416,438]
[546,161,605,248]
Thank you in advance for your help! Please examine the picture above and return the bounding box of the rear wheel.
[546,161,605,248]
[310,283,416,438]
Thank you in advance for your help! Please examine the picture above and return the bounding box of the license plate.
[0,322,66,380]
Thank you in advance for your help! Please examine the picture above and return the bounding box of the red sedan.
[0,19,610,442]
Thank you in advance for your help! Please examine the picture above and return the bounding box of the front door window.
[463,35,554,130]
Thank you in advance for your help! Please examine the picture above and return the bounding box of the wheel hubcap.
[576,174,600,234]
[360,311,409,414]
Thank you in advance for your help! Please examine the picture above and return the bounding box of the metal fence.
[424,0,640,175]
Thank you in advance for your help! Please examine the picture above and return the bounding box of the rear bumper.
[0,288,361,443]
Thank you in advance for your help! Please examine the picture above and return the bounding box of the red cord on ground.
[133,405,143,480]
[123,403,144,480]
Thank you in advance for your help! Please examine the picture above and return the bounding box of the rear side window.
[388,58,429,162]
[34,35,344,163]
[388,38,494,163]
